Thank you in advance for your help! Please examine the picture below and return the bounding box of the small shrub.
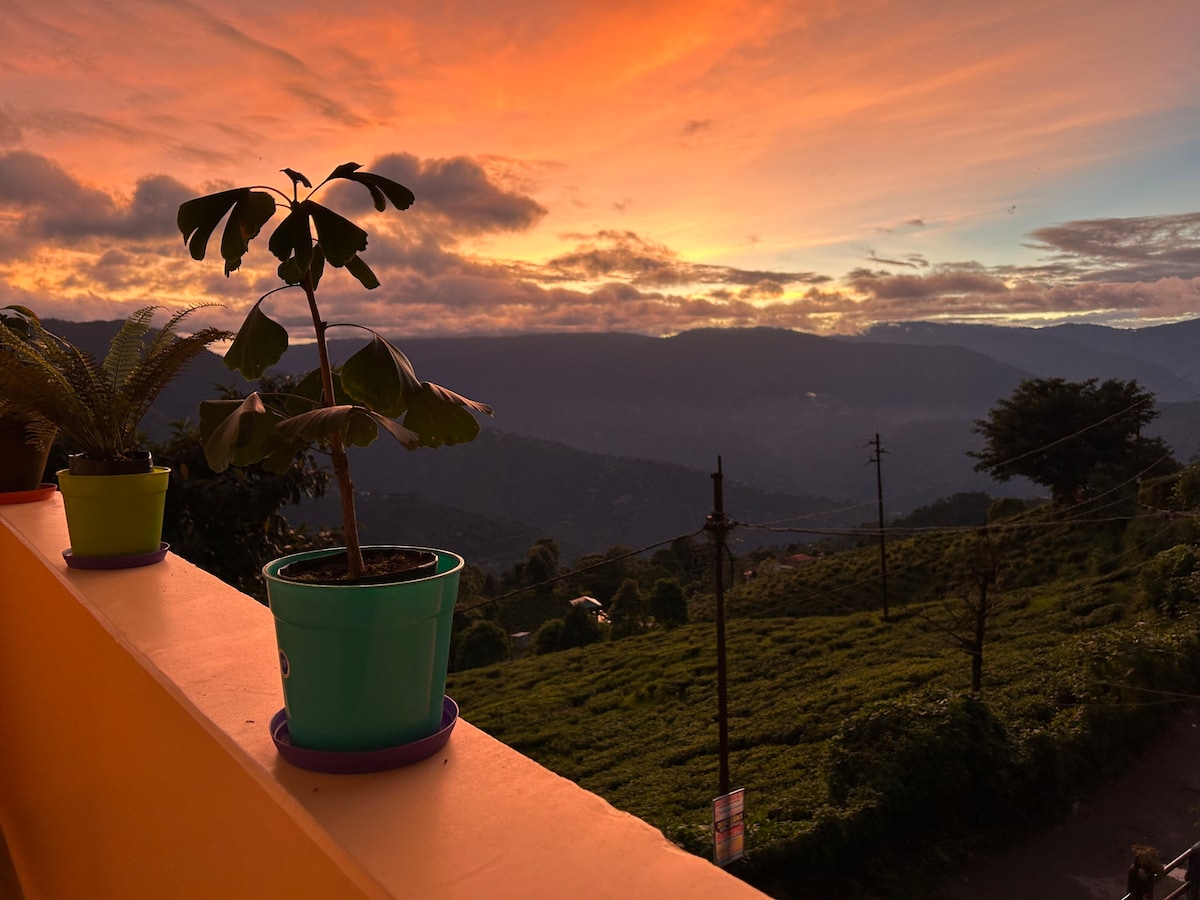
[1138,544,1200,615]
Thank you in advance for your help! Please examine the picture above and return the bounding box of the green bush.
[1138,544,1200,615]
[825,692,1013,838]
[453,619,510,671]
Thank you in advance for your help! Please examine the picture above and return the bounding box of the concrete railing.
[0,496,765,899]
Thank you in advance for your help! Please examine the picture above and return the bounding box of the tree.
[650,578,688,629]
[560,603,602,649]
[523,538,560,589]
[453,619,509,671]
[608,578,646,638]
[532,618,566,655]
[917,530,1002,693]
[969,378,1175,504]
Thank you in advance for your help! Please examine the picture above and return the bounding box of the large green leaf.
[199,394,289,472]
[329,163,416,212]
[177,188,275,275]
[267,205,315,276]
[402,383,493,448]
[224,304,289,379]
[307,201,368,267]
[341,335,422,417]
[277,405,419,450]
[344,254,379,289]
[284,368,328,416]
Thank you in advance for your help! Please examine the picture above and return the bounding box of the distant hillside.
[295,428,852,569]
[40,316,1200,567]
[846,320,1200,401]
[272,327,1035,504]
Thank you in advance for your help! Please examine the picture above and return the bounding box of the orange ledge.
[0,496,765,899]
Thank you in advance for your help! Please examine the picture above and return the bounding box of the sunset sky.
[2,0,1199,339]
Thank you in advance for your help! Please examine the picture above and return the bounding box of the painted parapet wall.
[0,496,381,899]
[0,497,766,899]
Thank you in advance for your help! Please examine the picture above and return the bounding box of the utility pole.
[867,433,889,620]
[706,456,731,796]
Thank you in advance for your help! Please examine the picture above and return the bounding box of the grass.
[447,503,1200,898]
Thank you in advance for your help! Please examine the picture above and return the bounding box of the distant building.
[570,596,607,623]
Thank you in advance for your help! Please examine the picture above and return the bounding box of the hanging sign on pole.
[712,788,746,867]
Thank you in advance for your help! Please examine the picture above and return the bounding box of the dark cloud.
[525,230,829,289]
[329,153,548,238]
[847,264,1010,300]
[904,217,925,228]
[681,119,712,136]
[0,152,190,245]
[1026,212,1200,282]
[863,248,928,269]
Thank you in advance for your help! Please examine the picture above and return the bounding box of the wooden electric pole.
[707,456,731,796]
[868,433,889,620]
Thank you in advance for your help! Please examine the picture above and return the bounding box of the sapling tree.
[916,528,1002,693]
[178,163,492,580]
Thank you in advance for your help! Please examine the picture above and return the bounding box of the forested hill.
[42,316,1200,567]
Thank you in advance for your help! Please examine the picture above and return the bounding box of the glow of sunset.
[2,0,1199,339]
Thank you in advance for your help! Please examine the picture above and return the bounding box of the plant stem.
[302,273,364,578]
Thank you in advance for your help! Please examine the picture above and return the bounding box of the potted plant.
[0,310,57,501]
[177,162,492,764]
[0,305,229,564]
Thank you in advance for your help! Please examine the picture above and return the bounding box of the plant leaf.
[224,303,289,379]
[179,189,240,260]
[344,254,380,289]
[277,405,420,450]
[307,201,368,266]
[329,166,416,212]
[402,382,493,448]
[281,167,312,189]
[220,192,276,275]
[341,335,421,417]
[199,394,288,472]
[267,205,315,275]
[178,188,275,275]
[284,367,355,415]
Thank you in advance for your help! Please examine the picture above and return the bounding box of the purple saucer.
[270,696,458,774]
[63,541,169,570]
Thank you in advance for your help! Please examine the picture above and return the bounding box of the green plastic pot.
[56,466,170,558]
[263,545,464,752]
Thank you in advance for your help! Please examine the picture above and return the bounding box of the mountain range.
[44,316,1200,569]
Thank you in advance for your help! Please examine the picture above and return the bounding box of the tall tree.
[968,377,1174,504]
[608,578,646,638]
[650,578,689,630]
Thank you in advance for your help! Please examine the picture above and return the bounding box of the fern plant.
[0,305,229,467]
[0,309,55,449]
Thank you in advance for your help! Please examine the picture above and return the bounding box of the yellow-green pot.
[56,467,170,559]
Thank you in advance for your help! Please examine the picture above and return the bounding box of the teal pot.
[0,417,52,494]
[263,545,464,753]
[56,466,170,559]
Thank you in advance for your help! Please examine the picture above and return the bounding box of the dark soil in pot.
[277,547,438,585]
[67,451,154,476]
